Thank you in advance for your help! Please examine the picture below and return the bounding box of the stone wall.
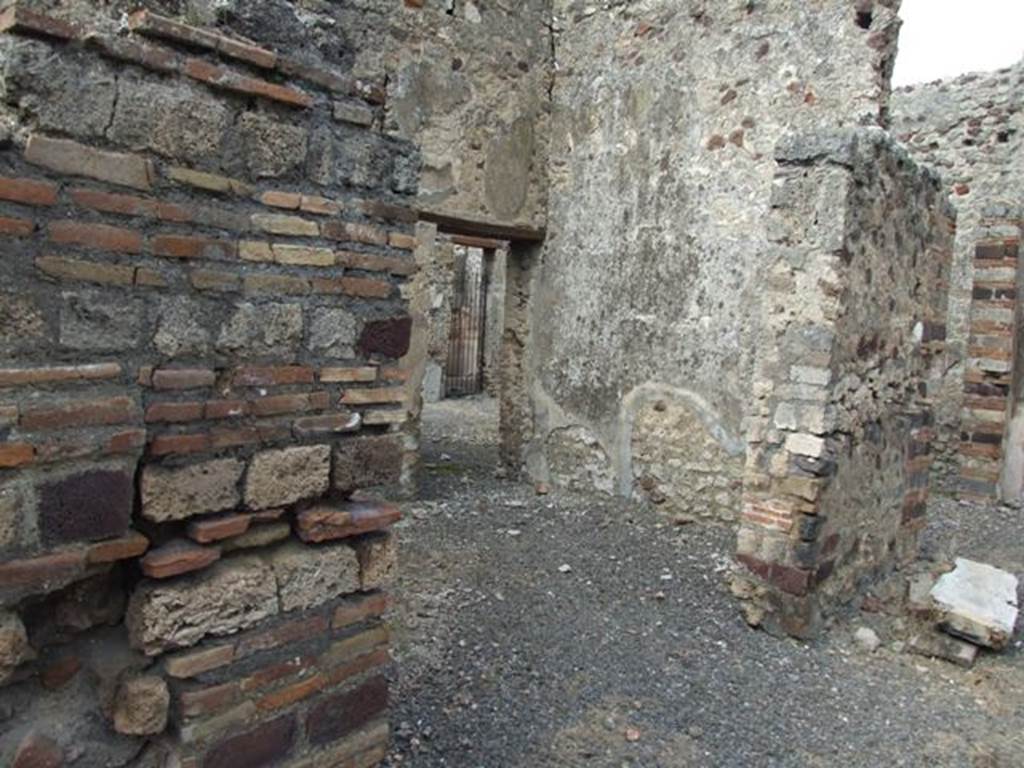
[891,61,1024,488]
[734,129,954,638]
[516,0,903,520]
[0,4,417,765]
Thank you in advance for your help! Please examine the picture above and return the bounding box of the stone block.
[244,445,330,509]
[354,531,397,591]
[60,290,144,351]
[140,458,244,523]
[266,540,360,612]
[0,294,46,354]
[309,307,360,359]
[907,632,979,668]
[237,112,308,179]
[153,297,211,358]
[333,434,405,496]
[38,465,134,546]
[0,479,34,553]
[930,558,1019,649]
[113,675,170,735]
[126,557,279,655]
[0,610,35,685]
[217,302,303,358]
[109,73,231,164]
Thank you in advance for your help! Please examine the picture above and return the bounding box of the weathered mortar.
[516,0,903,521]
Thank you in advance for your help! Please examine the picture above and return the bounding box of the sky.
[892,0,1024,86]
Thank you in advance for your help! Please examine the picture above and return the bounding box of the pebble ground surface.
[383,396,1024,768]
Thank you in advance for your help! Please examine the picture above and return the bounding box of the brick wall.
[891,61,1024,486]
[735,129,955,638]
[0,5,420,765]
[958,206,1023,498]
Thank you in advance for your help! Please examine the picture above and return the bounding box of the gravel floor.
[383,396,1024,768]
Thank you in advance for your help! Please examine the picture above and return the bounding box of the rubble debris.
[929,558,1019,650]
[854,627,881,653]
[906,632,979,668]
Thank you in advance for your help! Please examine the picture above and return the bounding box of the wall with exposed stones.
[513,0,903,521]
[0,3,425,765]
[733,129,954,637]
[891,62,1024,495]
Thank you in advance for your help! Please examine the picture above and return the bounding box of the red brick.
[204,399,249,419]
[296,501,401,544]
[347,276,395,299]
[259,190,302,209]
[250,393,325,417]
[0,5,78,40]
[25,134,154,191]
[340,387,406,406]
[128,9,219,47]
[306,675,387,746]
[107,428,147,454]
[152,368,216,390]
[84,32,180,73]
[0,363,121,387]
[236,614,330,659]
[0,215,33,236]
[292,412,361,438]
[0,442,34,467]
[233,366,314,387]
[49,220,143,253]
[165,645,235,679]
[129,11,276,69]
[69,187,191,222]
[151,234,234,260]
[202,714,296,767]
[217,36,277,69]
[332,592,389,630]
[0,549,85,592]
[36,255,136,286]
[87,531,150,564]
[178,681,240,718]
[358,199,418,223]
[20,396,137,431]
[145,401,205,423]
[323,647,389,687]
[140,539,220,579]
[256,672,326,713]
[148,433,211,457]
[187,513,251,544]
[335,250,417,276]
[322,220,387,245]
[0,175,57,206]
[182,57,313,108]
[388,232,416,250]
[208,428,261,451]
